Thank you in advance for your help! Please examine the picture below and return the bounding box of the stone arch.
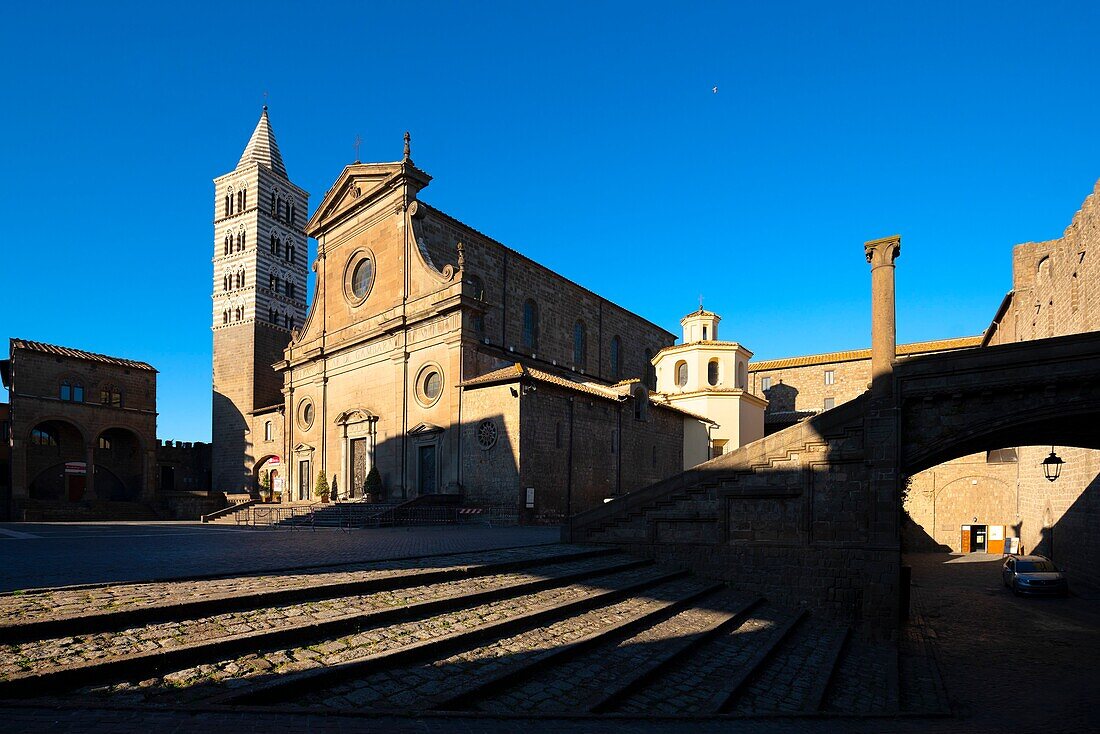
[27,418,89,501]
[903,401,1100,476]
[93,426,145,501]
[254,453,283,500]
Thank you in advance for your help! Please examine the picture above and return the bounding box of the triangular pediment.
[408,422,444,435]
[306,162,430,236]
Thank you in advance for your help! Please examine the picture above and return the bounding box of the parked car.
[1002,555,1068,597]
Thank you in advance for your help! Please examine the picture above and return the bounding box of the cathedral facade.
[213,111,709,517]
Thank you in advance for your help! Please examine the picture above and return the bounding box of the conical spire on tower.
[237,106,288,178]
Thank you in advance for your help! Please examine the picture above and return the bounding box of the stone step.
[612,603,803,715]
[210,565,687,706]
[0,554,646,698]
[0,545,614,643]
[469,589,762,715]
[299,577,721,712]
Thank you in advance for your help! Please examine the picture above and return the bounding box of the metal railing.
[239,503,317,530]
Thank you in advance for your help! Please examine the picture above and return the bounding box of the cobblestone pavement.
[905,552,1100,731]
[0,553,630,680]
[822,636,894,714]
[308,577,712,711]
[0,523,558,591]
[0,542,589,624]
[616,603,788,715]
[81,563,668,704]
[729,618,847,715]
[476,588,750,714]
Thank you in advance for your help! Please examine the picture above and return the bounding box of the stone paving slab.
[0,542,588,626]
[821,636,893,714]
[0,553,634,682]
[306,577,712,711]
[0,524,559,592]
[75,563,671,705]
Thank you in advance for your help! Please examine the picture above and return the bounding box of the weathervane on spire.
[403,131,412,162]
[263,90,268,111]
[354,134,362,164]
[699,294,705,312]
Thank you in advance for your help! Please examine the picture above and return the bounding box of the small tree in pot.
[315,469,330,503]
[365,466,383,503]
[258,471,272,503]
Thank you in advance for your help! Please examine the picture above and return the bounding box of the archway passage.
[254,455,283,502]
[94,428,143,501]
[28,420,86,501]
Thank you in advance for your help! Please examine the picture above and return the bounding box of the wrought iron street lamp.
[1041,447,1064,482]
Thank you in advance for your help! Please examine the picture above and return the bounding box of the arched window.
[287,282,296,299]
[708,359,720,386]
[737,362,747,389]
[60,380,83,402]
[224,194,231,217]
[644,348,656,391]
[573,320,587,366]
[467,275,485,300]
[31,427,58,446]
[223,310,229,324]
[98,436,111,450]
[100,385,122,407]
[224,275,230,291]
[241,231,246,250]
[290,203,296,224]
[264,421,273,441]
[285,314,292,329]
[269,306,276,323]
[522,299,539,350]
[271,191,278,216]
[610,336,622,380]
[224,235,230,256]
[237,190,243,212]
[270,233,278,255]
[675,361,688,387]
[241,188,247,210]
[285,241,292,262]
[269,272,277,291]
[240,268,246,288]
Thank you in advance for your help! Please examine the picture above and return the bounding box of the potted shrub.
[365,466,383,502]
[258,472,273,503]
[315,470,330,503]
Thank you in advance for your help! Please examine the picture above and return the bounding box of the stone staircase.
[0,544,945,720]
[563,394,902,629]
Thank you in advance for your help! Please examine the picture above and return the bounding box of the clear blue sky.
[2,2,1098,441]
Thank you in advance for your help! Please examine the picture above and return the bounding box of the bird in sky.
[712,85,718,93]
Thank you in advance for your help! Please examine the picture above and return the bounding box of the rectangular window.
[987,448,1018,464]
[824,370,835,385]
[264,421,273,441]
[761,376,772,391]
[60,383,70,401]
[823,397,835,410]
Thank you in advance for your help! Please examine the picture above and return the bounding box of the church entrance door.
[418,445,437,495]
[350,438,367,498]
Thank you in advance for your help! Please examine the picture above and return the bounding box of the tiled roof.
[238,107,288,178]
[748,336,982,372]
[461,363,716,424]
[460,363,623,400]
[10,339,156,371]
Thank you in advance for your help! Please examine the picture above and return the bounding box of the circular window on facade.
[477,419,498,450]
[343,249,377,305]
[297,398,315,430]
[415,364,444,407]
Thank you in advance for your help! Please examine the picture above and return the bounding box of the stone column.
[865,235,901,399]
[85,444,96,499]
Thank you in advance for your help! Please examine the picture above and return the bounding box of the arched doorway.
[28,420,87,501]
[94,428,144,501]
[254,455,283,502]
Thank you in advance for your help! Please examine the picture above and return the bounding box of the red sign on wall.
[64,462,87,475]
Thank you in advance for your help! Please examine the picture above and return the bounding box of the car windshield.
[1017,561,1056,573]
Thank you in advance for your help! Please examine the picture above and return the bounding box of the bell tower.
[211,107,309,495]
